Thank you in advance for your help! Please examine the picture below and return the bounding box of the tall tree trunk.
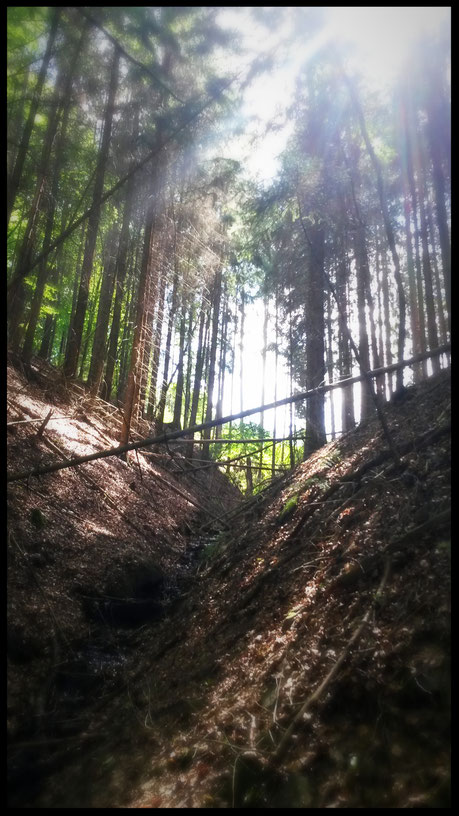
[187,297,207,459]
[78,274,102,380]
[417,167,440,375]
[156,246,180,425]
[379,238,394,397]
[353,226,372,420]
[375,244,387,394]
[102,181,137,401]
[365,243,382,395]
[202,267,223,460]
[272,282,279,475]
[117,264,138,404]
[258,292,269,477]
[344,72,406,387]
[40,206,73,361]
[325,285,336,438]
[172,298,187,430]
[138,234,161,419]
[239,287,245,416]
[119,200,157,447]
[336,246,354,432]
[403,195,422,359]
[7,7,60,227]
[201,316,210,425]
[288,301,295,470]
[59,223,86,366]
[183,305,195,427]
[7,66,30,177]
[215,284,228,440]
[87,225,119,394]
[246,456,253,496]
[64,44,120,377]
[304,227,326,454]
[400,91,427,380]
[22,24,88,363]
[9,29,74,352]
[147,261,168,418]
[426,91,451,332]
[426,195,448,346]
[229,287,238,433]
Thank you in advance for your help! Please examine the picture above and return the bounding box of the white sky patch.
[216,6,450,183]
[211,8,450,439]
[324,6,450,88]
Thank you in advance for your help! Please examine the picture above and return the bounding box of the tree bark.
[379,236,394,397]
[425,86,451,332]
[183,305,195,427]
[344,72,406,389]
[120,184,159,445]
[215,283,228,440]
[172,298,187,430]
[304,226,326,455]
[336,245,355,431]
[258,292,269,476]
[9,26,75,352]
[87,225,119,394]
[202,266,223,460]
[187,297,207,458]
[102,180,137,401]
[64,44,120,377]
[21,23,88,363]
[7,7,60,227]
[147,258,168,418]
[156,236,180,425]
[417,165,440,375]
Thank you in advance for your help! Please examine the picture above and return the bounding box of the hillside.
[7,361,451,808]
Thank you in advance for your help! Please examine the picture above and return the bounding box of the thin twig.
[273,557,392,762]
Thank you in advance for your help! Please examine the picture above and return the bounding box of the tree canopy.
[7,6,450,493]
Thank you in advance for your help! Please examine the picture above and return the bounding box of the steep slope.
[7,362,450,808]
[123,370,450,809]
[7,357,240,807]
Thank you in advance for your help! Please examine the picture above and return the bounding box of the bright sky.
[217,6,450,183]
[214,7,450,436]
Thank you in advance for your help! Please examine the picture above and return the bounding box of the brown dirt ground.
[7,359,451,808]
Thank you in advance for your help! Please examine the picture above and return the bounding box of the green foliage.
[198,533,227,563]
[278,493,298,524]
[317,448,342,470]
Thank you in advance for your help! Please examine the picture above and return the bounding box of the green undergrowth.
[278,494,299,524]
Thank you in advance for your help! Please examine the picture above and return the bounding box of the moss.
[278,494,299,524]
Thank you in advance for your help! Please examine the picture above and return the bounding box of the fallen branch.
[36,408,53,439]
[166,437,305,445]
[7,415,74,427]
[7,346,450,483]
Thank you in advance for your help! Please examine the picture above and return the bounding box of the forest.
[7,6,450,809]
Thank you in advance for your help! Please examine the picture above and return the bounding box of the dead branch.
[7,346,450,484]
[36,408,53,438]
[7,415,74,427]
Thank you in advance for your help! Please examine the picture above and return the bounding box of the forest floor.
[7,357,451,808]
